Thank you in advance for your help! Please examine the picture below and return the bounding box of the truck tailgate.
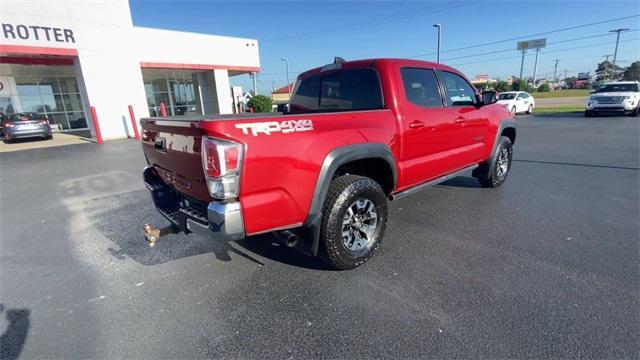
[141,119,210,203]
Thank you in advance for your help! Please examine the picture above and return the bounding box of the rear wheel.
[319,175,387,270]
[474,136,513,188]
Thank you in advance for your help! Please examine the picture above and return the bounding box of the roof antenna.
[334,57,346,64]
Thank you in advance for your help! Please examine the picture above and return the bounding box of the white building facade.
[0,0,260,140]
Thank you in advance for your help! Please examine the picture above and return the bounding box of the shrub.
[247,95,273,113]
[537,83,551,92]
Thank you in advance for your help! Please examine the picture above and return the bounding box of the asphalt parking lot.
[1,113,638,359]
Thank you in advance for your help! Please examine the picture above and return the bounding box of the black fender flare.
[299,143,397,256]
[488,120,516,170]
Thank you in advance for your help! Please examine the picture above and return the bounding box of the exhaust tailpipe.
[273,230,299,248]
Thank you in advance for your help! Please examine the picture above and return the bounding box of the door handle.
[409,120,425,129]
[454,117,466,123]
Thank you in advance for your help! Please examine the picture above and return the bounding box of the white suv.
[586,81,640,117]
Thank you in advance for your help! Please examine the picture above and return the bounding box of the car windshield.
[596,84,638,93]
[498,93,516,100]
[6,113,41,122]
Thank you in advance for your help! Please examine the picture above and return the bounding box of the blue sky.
[130,0,640,94]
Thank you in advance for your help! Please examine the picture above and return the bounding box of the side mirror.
[479,90,498,106]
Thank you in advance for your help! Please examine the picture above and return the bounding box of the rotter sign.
[517,38,546,50]
[1,23,76,43]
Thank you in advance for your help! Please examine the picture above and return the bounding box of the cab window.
[289,68,383,113]
[440,71,476,106]
[400,68,443,107]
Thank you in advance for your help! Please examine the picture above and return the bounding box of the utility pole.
[519,49,526,80]
[250,72,258,96]
[532,48,540,90]
[281,58,291,104]
[602,54,612,81]
[433,24,442,63]
[552,59,560,91]
[610,28,629,79]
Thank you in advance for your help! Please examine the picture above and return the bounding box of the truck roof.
[297,58,464,79]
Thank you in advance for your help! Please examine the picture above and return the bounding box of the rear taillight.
[39,120,48,126]
[4,123,14,128]
[201,136,243,200]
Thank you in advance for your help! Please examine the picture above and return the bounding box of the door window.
[400,68,443,107]
[440,71,476,106]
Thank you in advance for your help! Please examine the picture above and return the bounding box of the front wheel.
[585,110,593,117]
[511,106,517,117]
[526,105,533,114]
[320,175,388,270]
[474,136,513,188]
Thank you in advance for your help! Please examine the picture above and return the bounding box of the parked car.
[140,58,516,269]
[496,91,535,116]
[2,112,52,143]
[585,81,640,117]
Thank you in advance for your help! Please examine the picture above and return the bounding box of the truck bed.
[143,112,284,123]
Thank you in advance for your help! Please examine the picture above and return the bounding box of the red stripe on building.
[0,56,75,66]
[0,45,78,57]
[140,61,260,72]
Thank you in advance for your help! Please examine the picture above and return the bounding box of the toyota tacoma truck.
[141,58,516,269]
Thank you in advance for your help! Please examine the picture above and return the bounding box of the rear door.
[397,66,459,187]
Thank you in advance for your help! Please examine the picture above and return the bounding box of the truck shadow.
[90,190,331,270]
[0,305,30,360]
[437,175,482,189]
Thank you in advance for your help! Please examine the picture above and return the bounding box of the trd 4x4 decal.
[235,119,313,136]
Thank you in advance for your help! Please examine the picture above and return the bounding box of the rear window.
[290,68,383,113]
[7,113,41,122]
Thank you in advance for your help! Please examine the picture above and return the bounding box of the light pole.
[531,48,540,90]
[552,59,560,91]
[610,28,629,79]
[281,58,291,103]
[250,72,257,96]
[518,49,526,81]
[433,24,441,63]
[602,54,612,81]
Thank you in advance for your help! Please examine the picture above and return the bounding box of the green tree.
[247,95,273,113]
[537,83,551,92]
[494,81,510,92]
[595,60,624,82]
[511,79,532,92]
[622,61,640,81]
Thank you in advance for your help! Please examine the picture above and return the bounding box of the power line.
[437,30,637,63]
[259,29,638,77]
[261,1,469,43]
[405,14,640,59]
[449,38,639,67]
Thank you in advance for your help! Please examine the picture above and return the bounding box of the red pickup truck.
[141,58,515,269]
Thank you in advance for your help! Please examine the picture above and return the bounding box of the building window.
[15,76,87,130]
[143,73,199,116]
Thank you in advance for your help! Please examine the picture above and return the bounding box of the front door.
[437,70,491,167]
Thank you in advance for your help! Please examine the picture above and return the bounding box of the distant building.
[272,83,294,104]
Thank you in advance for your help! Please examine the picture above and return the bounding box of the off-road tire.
[474,136,513,188]
[319,175,387,270]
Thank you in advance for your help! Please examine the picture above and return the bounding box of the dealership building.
[0,0,260,140]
